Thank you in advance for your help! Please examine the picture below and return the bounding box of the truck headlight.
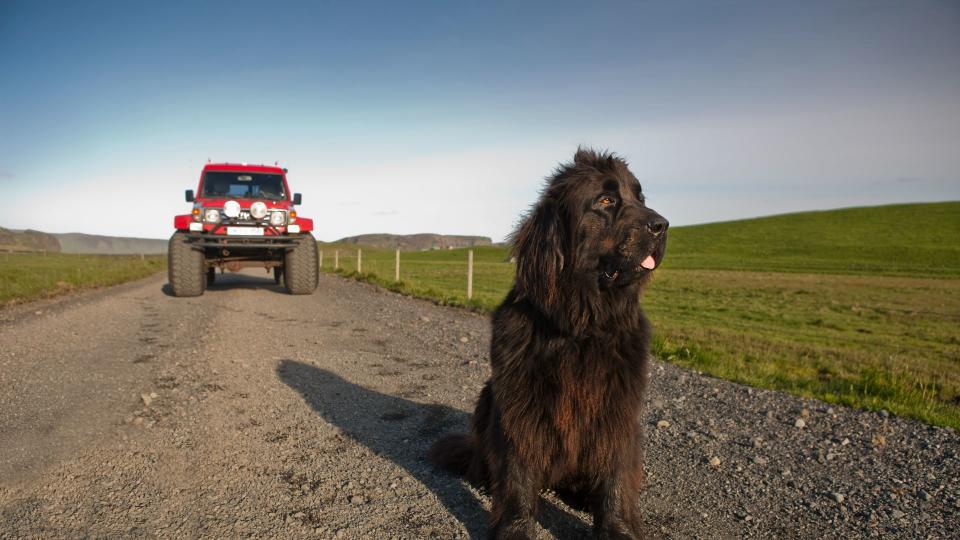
[251,201,268,219]
[223,200,241,218]
[204,208,220,223]
[269,211,286,226]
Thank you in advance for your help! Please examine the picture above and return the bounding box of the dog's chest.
[547,340,645,467]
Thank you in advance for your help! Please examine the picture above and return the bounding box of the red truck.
[169,163,318,296]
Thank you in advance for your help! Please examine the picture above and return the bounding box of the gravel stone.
[0,270,957,539]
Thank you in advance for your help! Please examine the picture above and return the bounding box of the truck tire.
[284,233,318,295]
[207,267,217,287]
[168,232,205,297]
[274,266,282,284]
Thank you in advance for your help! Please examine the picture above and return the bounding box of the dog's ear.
[511,197,566,312]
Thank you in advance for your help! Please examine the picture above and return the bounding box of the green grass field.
[664,201,960,277]
[321,202,960,428]
[0,252,166,305]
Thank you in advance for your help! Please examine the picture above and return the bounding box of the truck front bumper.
[182,233,310,250]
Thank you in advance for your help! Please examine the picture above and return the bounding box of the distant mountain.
[54,233,168,255]
[0,228,60,253]
[334,233,492,251]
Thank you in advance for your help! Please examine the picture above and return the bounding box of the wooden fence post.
[319,249,323,268]
[395,249,400,282]
[334,250,339,270]
[467,249,474,300]
[357,248,362,274]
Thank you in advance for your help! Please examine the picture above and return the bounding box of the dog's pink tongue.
[641,255,656,270]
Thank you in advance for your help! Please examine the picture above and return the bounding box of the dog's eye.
[598,196,616,207]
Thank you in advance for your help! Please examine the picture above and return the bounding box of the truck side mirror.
[293,193,302,205]
[185,189,195,202]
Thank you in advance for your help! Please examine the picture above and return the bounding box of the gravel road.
[1,270,957,539]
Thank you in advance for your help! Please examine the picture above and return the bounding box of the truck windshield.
[201,172,286,200]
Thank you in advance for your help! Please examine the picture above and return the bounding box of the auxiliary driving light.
[223,200,241,218]
[269,211,286,226]
[204,208,220,223]
[251,201,268,219]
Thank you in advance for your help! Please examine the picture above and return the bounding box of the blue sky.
[1,0,958,241]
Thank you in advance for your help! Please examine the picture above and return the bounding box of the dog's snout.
[646,215,668,236]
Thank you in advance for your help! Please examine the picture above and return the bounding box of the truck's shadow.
[276,360,591,539]
[161,271,287,296]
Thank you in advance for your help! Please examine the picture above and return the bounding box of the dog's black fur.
[429,148,668,539]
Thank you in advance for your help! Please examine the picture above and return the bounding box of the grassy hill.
[322,202,960,428]
[663,201,960,277]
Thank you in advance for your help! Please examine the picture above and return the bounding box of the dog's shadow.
[277,360,592,539]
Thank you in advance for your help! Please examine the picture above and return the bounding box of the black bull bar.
[182,232,309,251]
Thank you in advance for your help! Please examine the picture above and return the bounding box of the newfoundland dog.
[429,148,668,539]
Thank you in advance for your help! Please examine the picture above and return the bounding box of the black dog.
[429,148,668,539]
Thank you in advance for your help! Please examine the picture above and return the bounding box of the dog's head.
[512,148,668,323]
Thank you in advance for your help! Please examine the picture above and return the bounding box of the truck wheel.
[274,266,282,284]
[207,267,217,287]
[284,233,318,295]
[168,232,205,297]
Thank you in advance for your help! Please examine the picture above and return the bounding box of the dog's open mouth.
[602,254,658,283]
[639,255,656,270]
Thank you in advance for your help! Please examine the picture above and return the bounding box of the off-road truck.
[169,163,318,296]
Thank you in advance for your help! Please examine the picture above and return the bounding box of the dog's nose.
[646,216,669,236]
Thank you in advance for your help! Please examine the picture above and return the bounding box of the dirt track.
[1,270,957,539]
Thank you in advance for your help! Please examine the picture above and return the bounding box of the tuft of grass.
[318,202,960,428]
[646,270,960,429]
[0,252,165,305]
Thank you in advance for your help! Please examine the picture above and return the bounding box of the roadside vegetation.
[0,252,165,305]
[321,202,960,429]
